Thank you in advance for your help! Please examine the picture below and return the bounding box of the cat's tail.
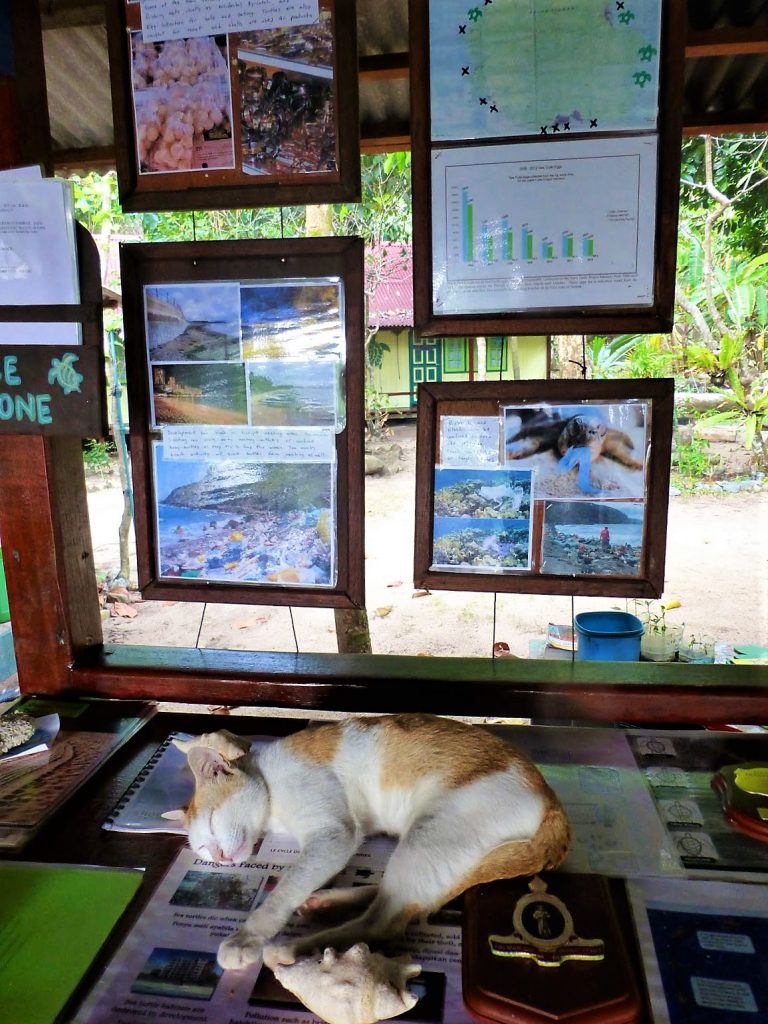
[532,797,571,872]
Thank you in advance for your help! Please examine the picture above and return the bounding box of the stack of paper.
[0,165,81,345]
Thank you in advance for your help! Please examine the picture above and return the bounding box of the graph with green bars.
[469,206,599,265]
[432,136,658,313]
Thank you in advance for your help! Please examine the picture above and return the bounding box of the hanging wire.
[570,594,576,662]
[288,607,299,653]
[195,603,207,648]
[581,334,587,379]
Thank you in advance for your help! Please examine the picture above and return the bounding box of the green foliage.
[587,334,675,379]
[706,370,768,465]
[82,439,115,475]
[672,436,713,480]
[680,136,768,258]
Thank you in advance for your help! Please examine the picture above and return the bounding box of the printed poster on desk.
[122,237,364,608]
[107,0,360,210]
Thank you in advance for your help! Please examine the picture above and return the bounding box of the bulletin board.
[414,378,674,598]
[409,0,686,336]
[120,236,365,608]
[107,0,360,211]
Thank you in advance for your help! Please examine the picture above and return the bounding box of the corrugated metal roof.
[39,1,768,169]
[367,242,413,328]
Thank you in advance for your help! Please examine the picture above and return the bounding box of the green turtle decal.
[48,352,84,395]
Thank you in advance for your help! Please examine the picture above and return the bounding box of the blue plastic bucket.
[574,611,644,662]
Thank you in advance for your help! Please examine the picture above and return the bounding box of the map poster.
[430,0,662,141]
[431,134,658,314]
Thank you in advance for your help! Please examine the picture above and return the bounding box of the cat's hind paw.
[218,929,265,970]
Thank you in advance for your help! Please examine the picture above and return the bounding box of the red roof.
[366,242,413,328]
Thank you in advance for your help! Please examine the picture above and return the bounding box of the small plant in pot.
[634,600,683,662]
[678,632,716,664]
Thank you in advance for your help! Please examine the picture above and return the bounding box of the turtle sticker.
[48,352,84,395]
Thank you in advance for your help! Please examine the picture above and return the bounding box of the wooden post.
[0,438,103,690]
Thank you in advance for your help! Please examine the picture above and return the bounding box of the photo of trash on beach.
[145,283,242,362]
[152,363,248,426]
[240,280,343,360]
[153,444,335,586]
[541,500,644,576]
[431,467,533,572]
[504,402,647,499]
[248,358,338,427]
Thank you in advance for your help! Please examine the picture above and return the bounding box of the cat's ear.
[187,746,238,783]
[173,730,249,761]
[161,808,187,822]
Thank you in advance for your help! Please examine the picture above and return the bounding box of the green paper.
[0,862,143,1024]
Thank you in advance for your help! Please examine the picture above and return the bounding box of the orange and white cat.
[170,713,570,971]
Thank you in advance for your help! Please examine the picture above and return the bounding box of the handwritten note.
[163,425,335,464]
[140,0,320,43]
[440,415,500,467]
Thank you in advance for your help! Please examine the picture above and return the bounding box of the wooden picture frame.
[409,0,686,335]
[121,236,365,608]
[106,0,360,211]
[414,378,674,598]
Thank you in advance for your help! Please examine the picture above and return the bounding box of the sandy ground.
[87,422,768,658]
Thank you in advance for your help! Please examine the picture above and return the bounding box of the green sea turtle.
[48,352,84,395]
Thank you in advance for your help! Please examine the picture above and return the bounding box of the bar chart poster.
[431,135,658,314]
[429,0,662,142]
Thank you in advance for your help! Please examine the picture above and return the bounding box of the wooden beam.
[67,645,768,726]
[52,145,118,174]
[39,1,106,31]
[686,27,768,57]
[683,111,768,135]
[359,52,409,80]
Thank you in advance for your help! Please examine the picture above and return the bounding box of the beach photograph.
[153,444,335,586]
[145,283,242,362]
[152,363,248,426]
[433,467,532,519]
[541,500,644,576]
[240,280,342,360]
[248,358,337,427]
[504,402,647,499]
[432,516,531,572]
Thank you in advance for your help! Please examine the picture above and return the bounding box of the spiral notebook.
[102,732,270,834]
[102,733,195,834]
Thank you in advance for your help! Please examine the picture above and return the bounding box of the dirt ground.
[87,422,768,659]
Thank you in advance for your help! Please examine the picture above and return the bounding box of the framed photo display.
[414,379,674,597]
[409,0,686,335]
[120,237,365,608]
[107,0,360,211]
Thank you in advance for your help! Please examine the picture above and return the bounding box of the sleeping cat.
[168,713,570,972]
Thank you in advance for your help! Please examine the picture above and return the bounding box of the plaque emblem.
[488,876,605,967]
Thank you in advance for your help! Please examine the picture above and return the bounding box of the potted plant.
[635,601,683,662]
[678,632,716,663]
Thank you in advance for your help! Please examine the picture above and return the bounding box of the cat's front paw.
[218,928,265,970]
[263,942,297,970]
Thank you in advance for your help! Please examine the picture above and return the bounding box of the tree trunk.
[334,607,373,654]
[305,205,333,236]
[552,335,586,378]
